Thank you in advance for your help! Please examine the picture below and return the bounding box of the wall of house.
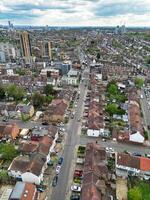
[87,129,100,137]
[29,106,35,117]
[22,172,41,185]
[50,132,58,153]
[11,125,20,139]
[129,132,144,143]
[8,170,22,178]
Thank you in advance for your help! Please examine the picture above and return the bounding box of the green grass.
[128,179,150,200]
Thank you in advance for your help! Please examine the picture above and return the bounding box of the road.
[50,70,88,200]
[80,136,150,155]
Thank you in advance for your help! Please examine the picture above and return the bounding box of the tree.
[43,84,55,96]
[6,84,25,101]
[0,86,5,100]
[106,103,125,116]
[0,144,18,161]
[106,103,118,116]
[135,78,144,89]
[128,187,142,200]
[107,84,118,96]
[32,92,45,108]
[144,130,148,140]
[0,170,11,183]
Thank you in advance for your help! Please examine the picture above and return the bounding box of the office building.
[20,31,32,63]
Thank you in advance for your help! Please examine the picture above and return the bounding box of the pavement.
[140,89,150,137]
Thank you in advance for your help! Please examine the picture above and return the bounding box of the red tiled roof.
[140,157,150,171]
[21,183,37,200]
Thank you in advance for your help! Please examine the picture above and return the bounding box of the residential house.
[16,104,34,118]
[116,153,150,180]
[0,123,20,139]
[9,182,37,200]
[8,153,47,185]
[86,75,104,137]
[81,143,108,200]
[128,88,144,143]
[43,99,68,123]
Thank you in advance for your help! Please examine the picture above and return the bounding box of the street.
[50,70,88,200]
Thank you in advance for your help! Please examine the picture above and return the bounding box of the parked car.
[71,185,81,192]
[37,185,46,192]
[74,170,83,177]
[56,138,62,143]
[58,157,63,165]
[132,152,142,157]
[56,165,61,174]
[42,121,49,125]
[70,194,80,200]
[52,175,58,187]
[47,160,54,166]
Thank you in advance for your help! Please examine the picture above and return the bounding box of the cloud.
[0,0,150,26]
[93,0,150,17]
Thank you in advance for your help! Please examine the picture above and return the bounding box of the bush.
[0,144,18,161]
[144,130,148,140]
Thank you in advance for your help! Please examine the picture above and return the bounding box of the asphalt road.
[50,72,88,200]
[80,136,150,155]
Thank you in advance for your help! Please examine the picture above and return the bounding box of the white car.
[56,165,61,174]
[71,185,81,192]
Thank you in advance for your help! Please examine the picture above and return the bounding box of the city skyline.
[0,0,150,27]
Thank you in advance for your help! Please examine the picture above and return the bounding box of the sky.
[0,0,150,27]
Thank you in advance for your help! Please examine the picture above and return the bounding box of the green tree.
[32,92,45,108]
[106,103,118,116]
[6,84,25,102]
[97,52,101,60]
[108,84,118,96]
[43,84,55,96]
[0,86,5,100]
[45,95,54,103]
[128,187,142,200]
[0,144,18,161]
[144,130,148,140]
[135,78,144,89]
[0,170,11,183]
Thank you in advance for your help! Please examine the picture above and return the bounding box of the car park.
[71,185,81,192]
[56,165,61,174]
[58,157,63,165]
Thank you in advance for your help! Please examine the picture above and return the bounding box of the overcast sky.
[0,0,150,26]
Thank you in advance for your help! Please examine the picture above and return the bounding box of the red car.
[74,170,83,177]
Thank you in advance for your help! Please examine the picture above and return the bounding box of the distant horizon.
[1,24,150,29]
